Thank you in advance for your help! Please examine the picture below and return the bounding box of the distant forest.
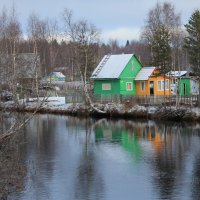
[0,2,196,81]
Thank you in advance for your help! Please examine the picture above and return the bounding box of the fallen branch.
[0,96,49,142]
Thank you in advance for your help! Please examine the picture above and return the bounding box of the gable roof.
[135,67,156,81]
[49,72,65,78]
[166,71,187,77]
[91,54,134,79]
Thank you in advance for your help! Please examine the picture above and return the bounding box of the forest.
[0,1,196,84]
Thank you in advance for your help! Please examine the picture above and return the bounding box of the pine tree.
[184,9,200,75]
[151,25,172,74]
[125,40,130,47]
[151,25,171,107]
[184,10,200,105]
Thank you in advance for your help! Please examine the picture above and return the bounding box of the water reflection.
[7,115,200,200]
[0,117,26,199]
[191,156,200,200]
[74,119,104,200]
[93,119,200,200]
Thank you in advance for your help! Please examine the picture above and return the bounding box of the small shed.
[135,67,171,96]
[167,71,198,96]
[178,77,199,96]
[166,70,187,95]
[90,54,142,95]
[46,72,66,83]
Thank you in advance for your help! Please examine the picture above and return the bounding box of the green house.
[178,77,199,96]
[90,54,142,95]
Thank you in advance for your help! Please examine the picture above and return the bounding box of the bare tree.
[141,1,183,67]
[0,9,48,142]
[170,28,188,70]
[27,13,49,98]
[46,18,61,73]
[0,8,43,197]
[0,6,22,101]
[108,39,120,54]
[62,9,105,113]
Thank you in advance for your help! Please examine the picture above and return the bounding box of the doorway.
[150,81,154,95]
[183,83,186,95]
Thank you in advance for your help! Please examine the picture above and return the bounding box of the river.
[3,114,200,200]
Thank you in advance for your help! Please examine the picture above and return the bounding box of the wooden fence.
[38,86,199,106]
[92,94,199,107]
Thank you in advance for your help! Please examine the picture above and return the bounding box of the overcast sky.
[0,0,199,45]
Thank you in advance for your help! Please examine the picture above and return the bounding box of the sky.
[0,0,200,45]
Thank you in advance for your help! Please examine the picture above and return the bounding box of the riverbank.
[1,97,200,122]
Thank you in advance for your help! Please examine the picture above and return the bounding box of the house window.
[158,80,162,90]
[140,81,146,91]
[102,83,111,90]
[158,80,169,90]
[126,82,133,91]
[165,80,169,90]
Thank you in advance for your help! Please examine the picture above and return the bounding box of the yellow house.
[135,67,171,96]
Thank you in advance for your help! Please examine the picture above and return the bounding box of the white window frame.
[140,81,146,91]
[165,79,169,90]
[158,80,162,90]
[158,80,169,91]
[126,82,133,91]
[102,83,111,90]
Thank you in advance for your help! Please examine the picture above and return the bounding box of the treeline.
[0,2,199,82]
[0,7,151,81]
[15,39,151,80]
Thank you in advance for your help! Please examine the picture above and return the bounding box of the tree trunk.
[164,75,166,109]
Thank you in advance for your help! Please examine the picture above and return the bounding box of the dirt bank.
[1,101,200,122]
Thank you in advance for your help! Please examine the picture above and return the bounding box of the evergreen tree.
[151,25,171,107]
[151,25,171,74]
[125,40,130,47]
[184,10,200,75]
[141,2,182,69]
[184,10,200,104]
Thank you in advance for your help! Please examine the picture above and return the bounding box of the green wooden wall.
[178,78,191,96]
[94,79,120,94]
[119,56,142,95]
[93,55,142,95]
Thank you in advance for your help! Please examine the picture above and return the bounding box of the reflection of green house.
[121,133,142,161]
[90,54,142,95]
[178,77,199,96]
[95,127,142,161]
[95,128,122,142]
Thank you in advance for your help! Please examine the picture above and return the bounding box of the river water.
[5,114,200,200]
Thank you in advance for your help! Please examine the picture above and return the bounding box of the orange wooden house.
[135,67,171,96]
